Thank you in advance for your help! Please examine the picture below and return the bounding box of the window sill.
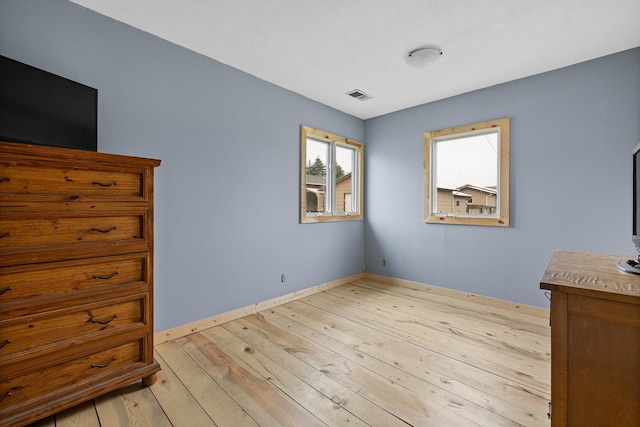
[301,213,363,223]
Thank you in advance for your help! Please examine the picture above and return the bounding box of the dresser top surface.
[540,250,640,299]
[0,140,161,168]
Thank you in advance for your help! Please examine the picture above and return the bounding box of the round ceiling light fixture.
[406,47,443,69]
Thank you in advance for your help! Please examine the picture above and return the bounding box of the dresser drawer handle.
[90,226,117,233]
[90,314,118,325]
[91,356,117,369]
[0,232,12,239]
[0,177,10,184]
[92,181,117,187]
[0,392,11,404]
[0,339,11,349]
[93,272,118,280]
[0,286,12,295]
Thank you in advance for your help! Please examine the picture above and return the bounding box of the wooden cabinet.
[0,141,161,426]
[540,250,640,427]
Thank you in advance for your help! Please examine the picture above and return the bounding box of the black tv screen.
[0,54,97,151]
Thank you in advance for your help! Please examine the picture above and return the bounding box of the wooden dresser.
[540,250,640,427]
[0,141,161,426]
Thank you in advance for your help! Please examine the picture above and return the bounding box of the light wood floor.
[28,278,551,426]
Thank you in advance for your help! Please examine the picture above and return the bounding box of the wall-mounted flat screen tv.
[0,54,97,151]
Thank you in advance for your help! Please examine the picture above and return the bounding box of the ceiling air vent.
[346,89,371,101]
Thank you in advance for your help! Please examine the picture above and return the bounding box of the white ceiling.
[69,0,640,119]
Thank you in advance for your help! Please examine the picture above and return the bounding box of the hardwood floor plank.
[54,400,99,426]
[179,332,326,427]
[232,312,512,426]
[354,279,550,341]
[205,325,372,427]
[215,318,412,427]
[299,288,550,393]
[329,283,551,373]
[364,274,549,320]
[268,304,549,426]
[156,340,258,427]
[94,382,172,427]
[149,350,217,427]
[24,279,551,427]
[345,280,550,342]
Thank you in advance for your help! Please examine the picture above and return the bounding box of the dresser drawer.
[0,213,150,267]
[0,338,143,412]
[0,254,147,310]
[0,296,145,361]
[0,164,143,199]
[0,214,145,248]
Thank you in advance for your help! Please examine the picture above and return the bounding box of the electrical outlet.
[381,258,386,266]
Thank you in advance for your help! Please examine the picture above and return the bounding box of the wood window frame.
[300,125,363,223]
[424,117,510,227]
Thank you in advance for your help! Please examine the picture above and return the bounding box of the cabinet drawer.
[0,254,146,308]
[0,296,145,360]
[0,339,143,411]
[0,164,143,199]
[0,214,145,249]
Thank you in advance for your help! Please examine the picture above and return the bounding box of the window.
[424,118,510,226]
[301,125,363,223]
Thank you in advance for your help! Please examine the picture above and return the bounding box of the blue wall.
[0,0,365,331]
[364,48,640,308]
[2,1,639,329]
